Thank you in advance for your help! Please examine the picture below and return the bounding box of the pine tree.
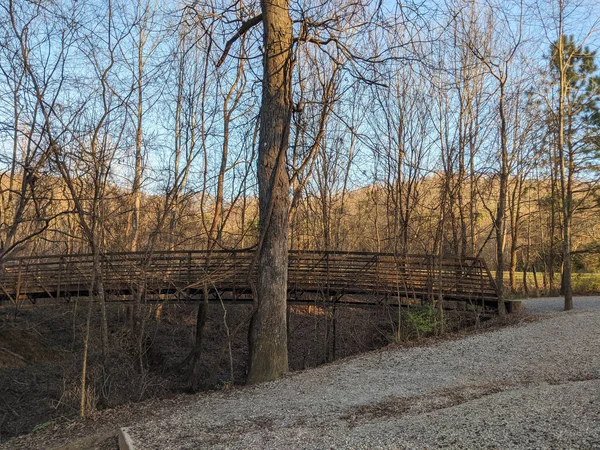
[548,34,600,309]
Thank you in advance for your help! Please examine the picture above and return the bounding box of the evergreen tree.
[548,34,600,307]
[550,35,600,165]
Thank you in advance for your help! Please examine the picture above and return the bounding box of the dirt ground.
[3,298,460,444]
[0,298,510,450]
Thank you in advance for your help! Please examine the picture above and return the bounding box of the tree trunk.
[91,250,109,363]
[131,29,143,252]
[247,0,292,384]
[509,178,522,294]
[495,82,508,316]
[557,31,573,311]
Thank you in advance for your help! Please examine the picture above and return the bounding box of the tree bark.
[495,81,508,316]
[247,0,293,384]
[556,31,573,311]
[131,46,143,253]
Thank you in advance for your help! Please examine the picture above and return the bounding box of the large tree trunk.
[247,0,292,384]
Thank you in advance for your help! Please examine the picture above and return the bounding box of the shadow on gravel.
[342,371,600,428]
[341,383,508,427]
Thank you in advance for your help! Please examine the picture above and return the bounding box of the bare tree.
[463,0,524,316]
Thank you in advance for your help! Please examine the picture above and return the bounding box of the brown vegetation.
[1,300,479,441]
[0,0,599,442]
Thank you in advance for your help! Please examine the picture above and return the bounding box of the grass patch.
[503,271,600,296]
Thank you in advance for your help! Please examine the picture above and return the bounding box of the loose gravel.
[123,297,600,449]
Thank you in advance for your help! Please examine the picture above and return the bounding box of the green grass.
[503,271,600,296]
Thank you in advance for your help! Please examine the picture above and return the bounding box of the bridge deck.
[0,250,500,311]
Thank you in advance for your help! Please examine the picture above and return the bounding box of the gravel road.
[123,297,600,449]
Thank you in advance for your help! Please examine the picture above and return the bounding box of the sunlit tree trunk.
[247,0,293,384]
[556,23,573,311]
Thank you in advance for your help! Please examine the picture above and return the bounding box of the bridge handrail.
[0,250,499,309]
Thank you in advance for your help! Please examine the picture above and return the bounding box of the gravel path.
[123,297,600,449]
[521,296,600,314]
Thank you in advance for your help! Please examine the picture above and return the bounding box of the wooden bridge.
[0,250,501,312]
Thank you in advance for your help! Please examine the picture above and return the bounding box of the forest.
[0,0,599,440]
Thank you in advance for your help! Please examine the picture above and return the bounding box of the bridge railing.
[0,250,498,309]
